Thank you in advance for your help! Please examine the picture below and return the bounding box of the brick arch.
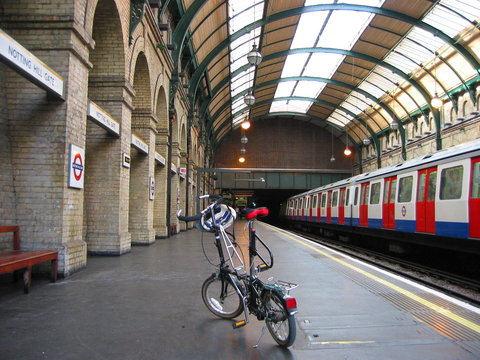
[87,0,125,82]
[132,52,152,113]
[180,122,187,153]
[155,85,168,130]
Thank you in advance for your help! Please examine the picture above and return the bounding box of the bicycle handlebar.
[177,212,203,223]
[176,194,223,222]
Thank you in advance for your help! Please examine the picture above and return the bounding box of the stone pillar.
[154,128,168,238]
[84,77,133,254]
[130,111,157,244]
[170,143,180,234]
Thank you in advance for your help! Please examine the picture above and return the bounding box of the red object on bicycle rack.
[245,207,269,220]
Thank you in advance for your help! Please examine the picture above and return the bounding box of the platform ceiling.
[172,0,480,147]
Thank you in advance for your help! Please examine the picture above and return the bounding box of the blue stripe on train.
[436,221,469,239]
[395,219,416,232]
[369,218,383,229]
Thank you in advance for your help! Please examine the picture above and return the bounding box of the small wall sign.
[122,153,131,168]
[149,177,155,200]
[68,144,85,189]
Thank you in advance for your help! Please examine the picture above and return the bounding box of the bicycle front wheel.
[201,274,243,319]
[264,291,296,347]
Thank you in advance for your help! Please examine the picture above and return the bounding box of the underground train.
[280,139,480,254]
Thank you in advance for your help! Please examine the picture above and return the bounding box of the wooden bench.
[0,226,58,293]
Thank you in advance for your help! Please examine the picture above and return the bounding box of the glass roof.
[189,0,480,144]
[325,0,480,129]
[228,0,264,127]
[269,0,386,115]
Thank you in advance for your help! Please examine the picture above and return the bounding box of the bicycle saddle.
[242,207,269,220]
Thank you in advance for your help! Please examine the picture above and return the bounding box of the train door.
[326,190,332,223]
[359,182,370,226]
[338,187,346,224]
[469,158,480,238]
[382,176,396,229]
[416,167,436,233]
[300,198,304,220]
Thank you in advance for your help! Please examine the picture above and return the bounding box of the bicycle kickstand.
[253,325,267,349]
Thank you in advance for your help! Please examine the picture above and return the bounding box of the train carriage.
[281,139,480,254]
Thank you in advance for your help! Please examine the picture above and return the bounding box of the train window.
[428,171,437,201]
[440,166,463,200]
[313,195,318,208]
[299,198,303,209]
[417,173,426,202]
[345,189,350,205]
[340,189,345,206]
[472,162,480,199]
[321,193,327,208]
[390,179,397,203]
[398,176,413,203]
[305,197,310,209]
[361,185,370,205]
[295,199,298,209]
[370,182,381,204]
[383,179,390,203]
[332,191,338,207]
[354,187,359,205]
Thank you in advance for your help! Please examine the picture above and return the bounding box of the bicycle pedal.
[232,320,247,329]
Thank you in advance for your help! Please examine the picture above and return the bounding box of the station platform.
[1,221,480,359]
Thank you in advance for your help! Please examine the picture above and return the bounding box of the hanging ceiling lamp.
[344,131,352,156]
[363,137,371,146]
[390,119,399,131]
[431,52,443,109]
[244,91,255,106]
[247,44,262,66]
[241,120,251,130]
[330,129,335,162]
[238,156,246,163]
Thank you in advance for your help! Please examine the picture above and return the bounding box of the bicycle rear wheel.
[202,274,243,319]
[264,291,296,347]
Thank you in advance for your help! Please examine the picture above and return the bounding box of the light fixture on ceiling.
[344,131,352,156]
[241,120,251,130]
[238,156,246,163]
[431,93,442,108]
[363,137,371,146]
[244,91,255,106]
[330,129,335,162]
[431,52,443,109]
[240,147,246,154]
[240,135,248,144]
[247,44,262,66]
[390,119,399,131]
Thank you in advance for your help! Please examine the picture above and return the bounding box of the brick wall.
[215,118,353,170]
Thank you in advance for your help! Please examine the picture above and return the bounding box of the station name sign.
[0,29,64,99]
[87,101,120,136]
[131,134,149,154]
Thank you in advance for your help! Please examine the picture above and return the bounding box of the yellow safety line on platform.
[265,224,480,335]
[311,341,376,345]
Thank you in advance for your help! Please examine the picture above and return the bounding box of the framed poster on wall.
[68,144,85,189]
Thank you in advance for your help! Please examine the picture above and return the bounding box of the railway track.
[287,228,480,307]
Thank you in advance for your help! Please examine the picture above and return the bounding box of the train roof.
[287,138,480,201]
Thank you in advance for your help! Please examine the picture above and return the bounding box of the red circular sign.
[72,153,84,181]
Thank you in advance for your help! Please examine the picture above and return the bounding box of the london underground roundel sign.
[68,144,85,189]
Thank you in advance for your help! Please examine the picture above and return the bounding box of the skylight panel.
[303,53,344,78]
[270,100,313,114]
[293,81,326,99]
[316,11,373,50]
[423,0,480,37]
[274,82,297,98]
[228,0,264,127]
[270,0,385,117]
[291,12,328,49]
[281,54,310,78]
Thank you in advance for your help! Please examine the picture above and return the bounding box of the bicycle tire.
[201,274,243,319]
[264,290,296,347]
